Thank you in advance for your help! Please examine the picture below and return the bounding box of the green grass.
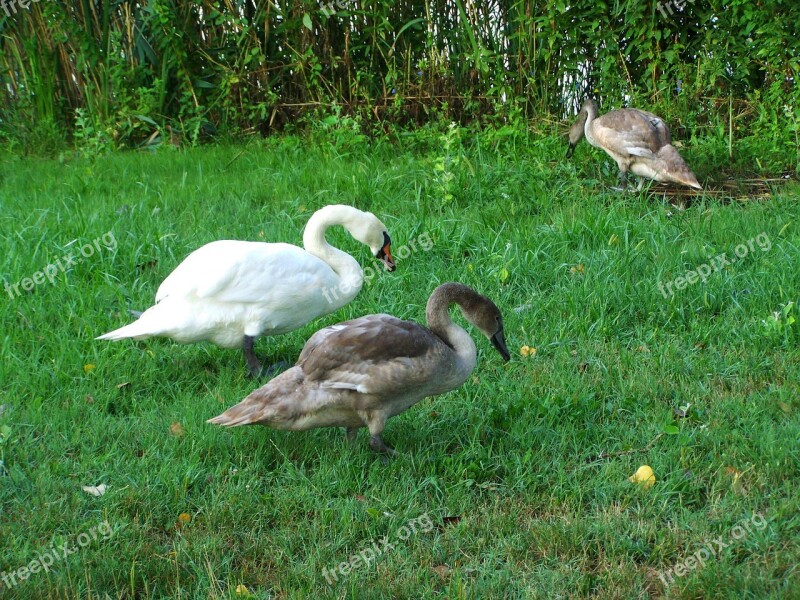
[1,128,799,599]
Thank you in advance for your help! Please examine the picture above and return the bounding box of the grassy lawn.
[1,128,799,598]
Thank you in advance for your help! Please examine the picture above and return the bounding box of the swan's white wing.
[298,314,441,396]
[155,241,338,304]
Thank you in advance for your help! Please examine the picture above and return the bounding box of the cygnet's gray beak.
[491,327,511,361]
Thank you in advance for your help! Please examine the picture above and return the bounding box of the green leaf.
[302,13,313,31]
[395,17,425,40]
[663,424,680,435]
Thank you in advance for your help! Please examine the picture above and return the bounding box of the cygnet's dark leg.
[345,427,359,444]
[613,168,629,192]
[370,435,398,457]
[359,411,398,457]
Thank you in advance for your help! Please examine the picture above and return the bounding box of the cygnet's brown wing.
[594,108,672,158]
[298,314,443,396]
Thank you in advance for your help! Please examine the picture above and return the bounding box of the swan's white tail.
[96,317,159,341]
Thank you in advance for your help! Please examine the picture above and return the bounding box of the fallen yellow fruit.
[629,465,655,488]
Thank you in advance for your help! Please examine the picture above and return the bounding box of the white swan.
[208,282,510,455]
[97,205,396,376]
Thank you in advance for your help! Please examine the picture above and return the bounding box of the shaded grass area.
[1,129,799,598]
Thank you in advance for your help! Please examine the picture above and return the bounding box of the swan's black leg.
[242,335,261,378]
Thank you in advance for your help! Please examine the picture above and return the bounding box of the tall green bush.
[0,0,798,148]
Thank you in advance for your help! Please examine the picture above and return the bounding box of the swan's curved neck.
[583,101,599,145]
[302,206,364,305]
[426,285,478,374]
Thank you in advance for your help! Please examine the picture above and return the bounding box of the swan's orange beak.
[376,232,396,272]
[377,242,396,272]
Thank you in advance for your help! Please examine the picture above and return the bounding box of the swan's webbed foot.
[243,335,289,379]
[259,361,289,379]
[242,335,289,379]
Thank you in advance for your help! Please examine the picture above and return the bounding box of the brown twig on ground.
[649,176,793,201]
[589,432,664,462]
[223,150,246,170]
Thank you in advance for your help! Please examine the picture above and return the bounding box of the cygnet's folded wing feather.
[299,314,441,396]
[593,109,671,159]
